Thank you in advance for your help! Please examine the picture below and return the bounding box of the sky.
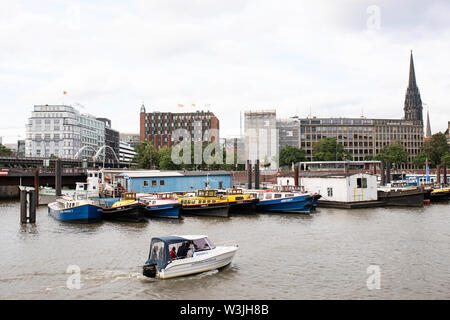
[1,0,450,144]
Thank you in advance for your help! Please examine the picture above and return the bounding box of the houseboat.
[102,192,146,222]
[377,183,425,207]
[48,193,103,222]
[245,189,313,213]
[217,188,258,213]
[139,193,181,219]
[178,189,230,218]
[142,235,239,279]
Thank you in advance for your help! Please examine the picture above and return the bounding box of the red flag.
[63,91,67,95]
[178,104,183,108]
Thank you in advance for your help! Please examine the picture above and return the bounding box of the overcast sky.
[1,0,450,144]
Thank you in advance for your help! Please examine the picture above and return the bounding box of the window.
[143,180,149,187]
[327,188,333,197]
[160,180,165,186]
[357,178,368,188]
[274,194,282,199]
[152,180,157,186]
[218,181,223,189]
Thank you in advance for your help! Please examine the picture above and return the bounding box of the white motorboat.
[142,235,238,279]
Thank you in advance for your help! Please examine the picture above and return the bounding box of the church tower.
[404,51,423,122]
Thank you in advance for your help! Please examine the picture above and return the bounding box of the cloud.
[1,0,449,144]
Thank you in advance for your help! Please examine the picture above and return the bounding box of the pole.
[55,158,62,196]
[380,161,385,186]
[247,160,252,189]
[20,189,27,224]
[29,189,36,223]
[34,168,39,206]
[255,159,260,190]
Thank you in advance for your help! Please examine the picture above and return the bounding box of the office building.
[139,104,220,150]
[25,105,105,159]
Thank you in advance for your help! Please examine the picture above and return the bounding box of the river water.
[1,200,449,300]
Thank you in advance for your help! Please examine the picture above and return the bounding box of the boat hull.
[48,203,102,222]
[142,203,180,219]
[158,247,238,279]
[429,190,450,201]
[229,199,258,214]
[377,190,424,207]
[256,195,313,213]
[180,203,230,218]
[102,203,146,222]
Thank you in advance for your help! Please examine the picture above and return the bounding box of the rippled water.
[1,200,449,299]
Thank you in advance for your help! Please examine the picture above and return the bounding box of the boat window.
[236,196,243,200]
[193,237,216,251]
[327,187,333,197]
[357,178,368,188]
[274,194,282,199]
[187,200,191,204]
[149,240,165,261]
[265,193,273,200]
[99,173,102,180]
[213,200,216,203]
[207,200,211,203]
[285,194,295,197]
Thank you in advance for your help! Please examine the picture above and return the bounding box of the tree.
[0,144,12,156]
[133,141,159,169]
[423,132,450,166]
[312,138,350,161]
[279,145,306,167]
[158,146,182,170]
[375,143,409,169]
[412,152,432,168]
[442,152,450,166]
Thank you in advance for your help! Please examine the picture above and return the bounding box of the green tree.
[0,144,12,156]
[133,141,159,169]
[441,152,450,165]
[375,143,409,169]
[312,138,350,161]
[279,145,306,167]
[412,152,432,168]
[423,132,450,166]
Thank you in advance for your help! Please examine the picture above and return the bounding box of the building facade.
[297,52,424,168]
[277,119,300,149]
[25,105,106,159]
[244,110,278,170]
[139,104,220,150]
[97,118,120,164]
[119,141,137,163]
[120,133,140,149]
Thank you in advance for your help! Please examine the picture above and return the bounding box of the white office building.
[119,141,136,163]
[25,105,105,159]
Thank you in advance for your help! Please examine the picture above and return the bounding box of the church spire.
[426,109,432,138]
[404,50,423,122]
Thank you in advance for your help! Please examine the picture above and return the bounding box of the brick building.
[139,104,220,150]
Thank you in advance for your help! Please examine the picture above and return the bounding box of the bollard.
[380,161,385,186]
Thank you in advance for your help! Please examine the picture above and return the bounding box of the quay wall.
[0,186,20,199]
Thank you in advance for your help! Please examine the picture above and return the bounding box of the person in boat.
[176,242,189,259]
[186,242,195,258]
[169,247,177,260]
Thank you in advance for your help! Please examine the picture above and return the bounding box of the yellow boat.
[179,189,230,217]
[102,192,146,222]
[429,187,450,201]
[218,188,258,213]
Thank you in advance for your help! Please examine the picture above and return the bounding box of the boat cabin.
[196,189,219,197]
[145,235,216,271]
[123,192,136,200]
